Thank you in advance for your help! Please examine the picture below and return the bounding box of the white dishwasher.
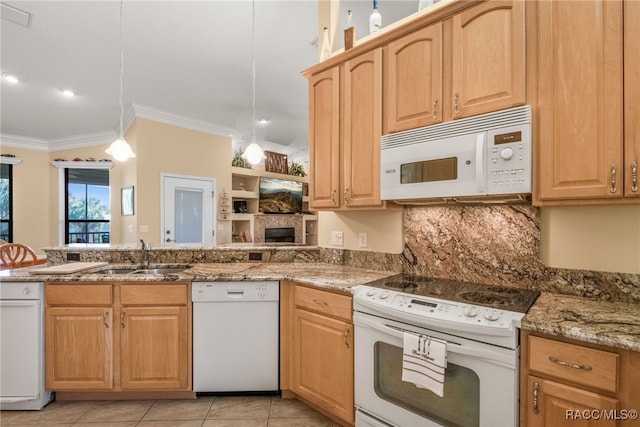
[0,282,53,410]
[192,281,279,393]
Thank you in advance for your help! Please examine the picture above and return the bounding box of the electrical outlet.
[331,231,344,246]
[358,232,368,248]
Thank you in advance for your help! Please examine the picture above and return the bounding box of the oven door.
[354,311,519,427]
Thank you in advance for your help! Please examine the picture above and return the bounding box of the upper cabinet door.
[537,0,623,200]
[384,23,443,134]
[309,67,341,209]
[451,0,525,119]
[624,0,640,198]
[342,48,383,208]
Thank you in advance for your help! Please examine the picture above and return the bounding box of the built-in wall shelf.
[231,166,313,243]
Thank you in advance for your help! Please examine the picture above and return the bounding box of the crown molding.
[132,103,236,137]
[48,131,118,151]
[0,134,49,150]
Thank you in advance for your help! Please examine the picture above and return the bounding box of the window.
[0,164,12,242]
[65,168,110,244]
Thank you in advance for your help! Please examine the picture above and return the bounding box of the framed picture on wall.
[121,186,134,216]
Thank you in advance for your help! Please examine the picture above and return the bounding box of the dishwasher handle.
[226,290,245,299]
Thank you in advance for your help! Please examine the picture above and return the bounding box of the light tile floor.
[0,396,343,427]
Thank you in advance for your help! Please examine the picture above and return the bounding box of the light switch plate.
[358,232,368,247]
[331,231,344,246]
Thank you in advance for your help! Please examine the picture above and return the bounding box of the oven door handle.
[354,312,517,368]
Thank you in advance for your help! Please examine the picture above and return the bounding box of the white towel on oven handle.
[401,332,447,397]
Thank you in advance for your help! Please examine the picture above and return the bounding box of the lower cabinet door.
[119,306,188,390]
[292,308,354,424]
[526,375,618,427]
[45,307,113,390]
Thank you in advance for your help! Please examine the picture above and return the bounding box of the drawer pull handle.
[313,298,328,306]
[533,381,539,414]
[549,355,592,371]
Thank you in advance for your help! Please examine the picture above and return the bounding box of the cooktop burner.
[372,274,539,313]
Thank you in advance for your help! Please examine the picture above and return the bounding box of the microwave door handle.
[476,133,486,193]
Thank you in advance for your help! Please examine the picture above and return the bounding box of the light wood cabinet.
[342,49,383,208]
[45,306,113,390]
[120,306,188,390]
[307,49,384,210]
[119,284,189,390]
[45,282,191,394]
[384,22,443,134]
[308,67,340,209]
[535,0,640,203]
[281,281,354,426]
[520,331,640,427]
[526,375,618,427]
[449,0,525,120]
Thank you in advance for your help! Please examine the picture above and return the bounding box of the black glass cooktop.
[368,274,540,313]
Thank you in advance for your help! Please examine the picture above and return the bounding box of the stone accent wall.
[253,214,303,244]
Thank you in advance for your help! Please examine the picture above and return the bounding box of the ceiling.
[1,1,419,162]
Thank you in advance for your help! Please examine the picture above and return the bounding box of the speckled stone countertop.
[0,262,398,294]
[521,292,640,352]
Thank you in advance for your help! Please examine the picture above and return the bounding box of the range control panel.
[353,285,522,330]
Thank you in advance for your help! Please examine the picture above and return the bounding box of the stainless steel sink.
[131,267,187,275]
[94,266,188,275]
[95,268,138,274]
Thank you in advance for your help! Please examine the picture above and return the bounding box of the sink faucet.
[140,239,151,268]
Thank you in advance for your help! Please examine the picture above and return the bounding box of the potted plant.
[289,160,307,177]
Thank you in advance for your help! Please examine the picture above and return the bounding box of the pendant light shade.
[106,138,136,161]
[106,0,135,161]
[241,0,264,166]
[244,140,264,165]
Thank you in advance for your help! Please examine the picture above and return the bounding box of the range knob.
[463,306,478,317]
[500,148,514,160]
[366,288,377,297]
[484,309,501,321]
[379,290,390,300]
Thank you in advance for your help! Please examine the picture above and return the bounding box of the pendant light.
[106,0,135,162]
[242,0,265,166]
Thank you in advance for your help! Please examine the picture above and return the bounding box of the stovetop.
[367,274,539,314]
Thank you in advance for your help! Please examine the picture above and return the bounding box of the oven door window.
[374,342,479,427]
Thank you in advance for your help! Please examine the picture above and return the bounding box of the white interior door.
[162,175,215,244]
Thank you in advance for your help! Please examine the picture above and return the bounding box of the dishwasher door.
[192,281,280,393]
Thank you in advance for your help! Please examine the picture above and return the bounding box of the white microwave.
[380,105,532,204]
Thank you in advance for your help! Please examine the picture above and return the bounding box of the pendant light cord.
[119,0,125,139]
[251,0,256,144]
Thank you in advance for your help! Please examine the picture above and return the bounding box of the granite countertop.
[4,262,640,351]
[0,262,398,294]
[521,292,640,352]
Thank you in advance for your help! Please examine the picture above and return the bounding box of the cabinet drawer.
[46,284,112,306]
[528,335,619,393]
[120,284,188,306]
[294,285,352,321]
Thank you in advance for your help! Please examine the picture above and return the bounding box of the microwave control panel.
[486,124,531,195]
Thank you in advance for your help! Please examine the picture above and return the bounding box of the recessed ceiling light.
[1,73,20,84]
[257,118,270,125]
[61,89,75,97]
